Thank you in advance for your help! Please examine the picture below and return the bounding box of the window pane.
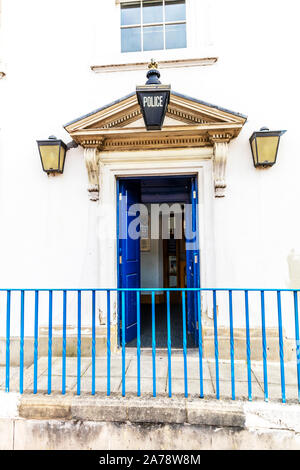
[165,23,186,49]
[121,27,141,52]
[165,0,186,22]
[143,1,163,24]
[143,25,164,51]
[121,4,141,26]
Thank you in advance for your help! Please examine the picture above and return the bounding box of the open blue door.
[118,180,141,343]
[186,177,200,345]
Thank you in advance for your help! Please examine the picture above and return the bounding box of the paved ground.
[0,351,299,402]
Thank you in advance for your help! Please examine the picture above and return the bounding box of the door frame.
[97,147,216,347]
[116,172,204,346]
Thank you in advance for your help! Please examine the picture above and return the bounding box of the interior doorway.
[117,175,200,349]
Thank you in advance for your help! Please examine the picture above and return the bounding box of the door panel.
[118,180,141,343]
[186,177,200,345]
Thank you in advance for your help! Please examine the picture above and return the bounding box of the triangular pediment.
[64,91,247,150]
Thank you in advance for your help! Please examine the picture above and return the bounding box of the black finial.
[146,59,161,85]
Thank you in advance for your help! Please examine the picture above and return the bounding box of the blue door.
[118,180,141,343]
[186,177,200,345]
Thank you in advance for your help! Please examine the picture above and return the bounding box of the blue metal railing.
[1,287,300,403]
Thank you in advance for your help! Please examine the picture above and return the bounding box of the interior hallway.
[127,302,196,349]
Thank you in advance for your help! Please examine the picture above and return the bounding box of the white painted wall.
[0,0,299,334]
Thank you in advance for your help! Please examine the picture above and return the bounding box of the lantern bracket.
[66,140,79,150]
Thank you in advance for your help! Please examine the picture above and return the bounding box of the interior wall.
[141,206,163,289]
[141,239,163,289]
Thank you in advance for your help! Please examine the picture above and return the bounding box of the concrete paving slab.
[0,366,20,389]
[217,380,265,400]
[251,362,298,385]
[35,374,77,393]
[123,377,167,394]
[126,357,167,379]
[171,378,214,396]
[78,376,121,393]
[267,384,299,401]
[1,355,300,403]
[84,357,132,377]
[170,357,211,380]
[208,360,257,383]
[9,357,60,392]
[46,357,92,377]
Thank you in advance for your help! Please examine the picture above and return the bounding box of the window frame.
[120,0,187,53]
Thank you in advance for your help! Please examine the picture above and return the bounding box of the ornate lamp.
[37,136,77,174]
[136,60,170,131]
[249,127,286,168]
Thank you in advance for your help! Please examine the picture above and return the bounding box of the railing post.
[121,290,126,397]
[92,289,96,396]
[213,290,220,399]
[33,290,39,394]
[260,290,268,402]
[77,290,81,396]
[293,290,300,403]
[182,291,188,398]
[228,289,235,401]
[62,290,67,395]
[137,291,141,397]
[47,290,53,395]
[244,290,252,401]
[197,290,203,398]
[277,290,286,403]
[19,290,25,394]
[107,290,111,397]
[152,291,156,398]
[166,291,172,398]
[5,290,11,393]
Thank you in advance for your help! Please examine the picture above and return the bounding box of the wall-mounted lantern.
[136,60,170,131]
[37,135,77,175]
[249,127,286,168]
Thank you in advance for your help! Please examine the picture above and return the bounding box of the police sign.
[136,62,170,131]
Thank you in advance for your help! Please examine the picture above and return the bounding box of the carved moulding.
[209,133,231,198]
[83,141,103,201]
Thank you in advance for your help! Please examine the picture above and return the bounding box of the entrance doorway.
[117,175,200,348]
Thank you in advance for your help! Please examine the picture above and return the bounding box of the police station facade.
[0,0,298,348]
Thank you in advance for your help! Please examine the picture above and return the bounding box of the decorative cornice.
[209,132,232,144]
[91,57,218,73]
[98,108,141,129]
[167,106,212,125]
[103,135,210,151]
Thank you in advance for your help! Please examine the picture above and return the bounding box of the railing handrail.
[0,288,299,292]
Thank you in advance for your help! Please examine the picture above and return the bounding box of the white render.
[0,0,299,336]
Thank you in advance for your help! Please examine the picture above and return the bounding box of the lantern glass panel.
[40,144,60,172]
[251,138,258,165]
[59,145,66,172]
[256,135,279,165]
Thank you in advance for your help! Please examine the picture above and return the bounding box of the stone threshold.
[17,393,300,432]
